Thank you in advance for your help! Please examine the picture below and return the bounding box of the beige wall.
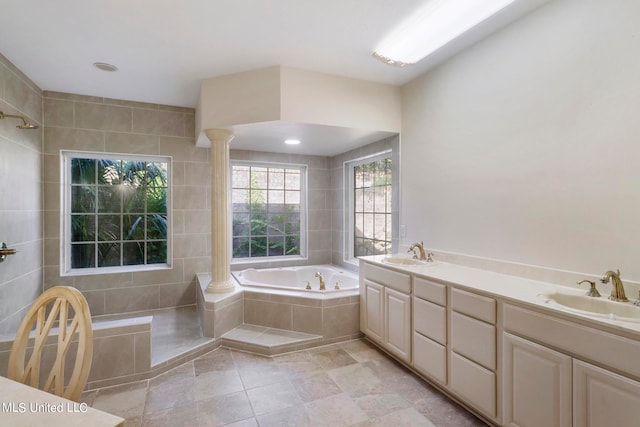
[42,92,210,316]
[0,53,43,335]
[400,0,640,281]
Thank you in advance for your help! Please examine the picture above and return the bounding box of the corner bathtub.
[232,265,358,294]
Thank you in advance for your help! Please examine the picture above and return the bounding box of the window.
[61,151,171,275]
[347,152,393,260]
[231,162,306,260]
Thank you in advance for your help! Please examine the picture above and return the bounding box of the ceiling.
[0,0,547,156]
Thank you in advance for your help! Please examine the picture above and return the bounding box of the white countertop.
[0,376,124,427]
[360,255,640,335]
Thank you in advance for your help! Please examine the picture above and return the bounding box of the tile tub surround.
[81,340,487,426]
[42,91,209,317]
[197,273,362,353]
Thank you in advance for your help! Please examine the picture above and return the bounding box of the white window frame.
[60,150,173,276]
[230,160,308,264]
[345,150,394,265]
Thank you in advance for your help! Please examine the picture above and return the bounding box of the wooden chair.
[8,286,93,402]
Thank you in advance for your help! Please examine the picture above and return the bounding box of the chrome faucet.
[600,270,629,302]
[408,241,427,261]
[315,272,326,291]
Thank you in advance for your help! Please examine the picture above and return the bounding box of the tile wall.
[42,91,211,317]
[0,53,43,335]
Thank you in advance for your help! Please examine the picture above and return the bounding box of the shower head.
[0,111,39,130]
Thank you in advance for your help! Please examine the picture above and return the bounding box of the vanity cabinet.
[503,304,640,427]
[449,288,497,419]
[573,360,640,427]
[503,333,572,427]
[413,277,447,384]
[360,262,412,363]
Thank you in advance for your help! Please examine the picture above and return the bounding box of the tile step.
[221,324,323,356]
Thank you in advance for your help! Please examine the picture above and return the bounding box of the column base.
[206,279,236,294]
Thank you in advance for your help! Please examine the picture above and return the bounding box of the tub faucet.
[600,269,629,302]
[408,241,427,260]
[315,272,326,291]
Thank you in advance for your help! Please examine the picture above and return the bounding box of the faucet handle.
[633,291,640,307]
[577,280,601,297]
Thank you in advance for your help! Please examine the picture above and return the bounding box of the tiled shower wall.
[0,53,43,335]
[42,91,211,317]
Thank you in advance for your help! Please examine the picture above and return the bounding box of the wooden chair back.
[8,286,93,401]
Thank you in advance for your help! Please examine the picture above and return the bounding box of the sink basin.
[381,256,428,266]
[539,291,640,322]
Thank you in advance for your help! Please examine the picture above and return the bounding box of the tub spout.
[315,272,326,291]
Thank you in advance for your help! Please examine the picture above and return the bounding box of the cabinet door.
[574,360,640,427]
[363,280,384,343]
[384,287,411,362]
[413,332,446,384]
[503,333,572,427]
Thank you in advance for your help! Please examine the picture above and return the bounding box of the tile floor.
[81,340,488,427]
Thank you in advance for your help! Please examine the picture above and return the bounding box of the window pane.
[71,215,95,242]
[285,171,300,190]
[251,168,268,189]
[98,159,121,185]
[233,237,250,258]
[71,244,95,268]
[147,187,167,214]
[146,241,167,264]
[268,238,285,256]
[250,213,267,236]
[123,187,145,213]
[363,187,374,212]
[374,213,386,241]
[232,189,250,211]
[145,162,168,187]
[72,159,96,184]
[98,187,121,213]
[147,214,167,240]
[72,186,95,213]
[284,212,300,235]
[285,235,300,255]
[232,166,250,188]
[232,213,250,237]
[269,190,285,207]
[363,213,374,238]
[268,213,285,236]
[123,215,145,240]
[122,160,147,188]
[251,237,267,257]
[98,242,120,267]
[98,215,121,241]
[123,242,144,265]
[285,190,300,206]
[268,169,285,189]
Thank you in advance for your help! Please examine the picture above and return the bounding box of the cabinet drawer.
[450,312,496,370]
[413,332,446,384]
[450,352,496,418]
[414,277,446,305]
[451,288,496,324]
[414,297,446,344]
[364,263,411,293]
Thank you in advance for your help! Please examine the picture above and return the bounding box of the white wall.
[401,0,640,281]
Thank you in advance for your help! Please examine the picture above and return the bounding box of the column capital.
[204,128,234,145]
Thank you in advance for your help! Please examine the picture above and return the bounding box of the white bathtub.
[232,265,358,293]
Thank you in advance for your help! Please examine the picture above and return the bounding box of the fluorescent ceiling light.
[284,139,301,145]
[374,0,516,66]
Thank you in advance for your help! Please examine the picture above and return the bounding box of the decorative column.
[204,129,235,293]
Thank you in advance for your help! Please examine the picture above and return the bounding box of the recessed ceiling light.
[284,139,301,145]
[93,62,118,72]
[374,0,516,65]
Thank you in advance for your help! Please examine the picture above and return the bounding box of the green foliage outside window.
[70,157,168,269]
